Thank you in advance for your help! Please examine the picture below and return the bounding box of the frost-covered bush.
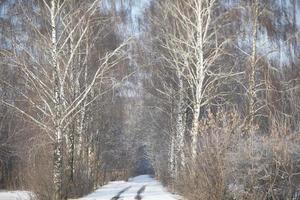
[180,111,300,200]
[229,128,300,199]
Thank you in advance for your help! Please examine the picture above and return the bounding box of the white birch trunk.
[190,103,201,159]
[77,31,89,156]
[190,0,205,159]
[174,76,186,169]
[51,1,64,199]
[67,13,76,184]
[77,63,88,156]
[170,76,185,185]
[169,134,176,184]
[53,127,63,200]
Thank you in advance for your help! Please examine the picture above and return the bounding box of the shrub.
[179,111,300,200]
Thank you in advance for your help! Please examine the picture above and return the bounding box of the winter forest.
[0,0,300,200]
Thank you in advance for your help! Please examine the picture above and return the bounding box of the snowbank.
[0,191,32,200]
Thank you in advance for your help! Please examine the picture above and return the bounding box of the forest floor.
[78,175,182,200]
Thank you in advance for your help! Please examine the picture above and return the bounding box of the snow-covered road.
[79,175,181,200]
[0,175,181,200]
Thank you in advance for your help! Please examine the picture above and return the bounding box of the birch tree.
[150,0,239,161]
[1,0,129,199]
[148,0,188,182]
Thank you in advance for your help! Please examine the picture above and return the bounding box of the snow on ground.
[0,191,32,200]
[0,175,181,200]
[78,180,131,200]
[79,175,182,200]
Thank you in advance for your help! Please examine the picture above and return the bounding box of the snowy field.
[0,191,32,200]
[79,175,182,200]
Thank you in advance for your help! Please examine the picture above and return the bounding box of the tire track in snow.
[111,186,131,200]
[135,185,146,200]
[78,175,181,200]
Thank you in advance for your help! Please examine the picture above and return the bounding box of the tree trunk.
[174,76,186,170]
[66,23,76,196]
[190,103,201,159]
[53,127,63,200]
[246,0,258,133]
[189,0,205,159]
[169,132,176,182]
[66,125,75,189]
[51,0,64,199]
